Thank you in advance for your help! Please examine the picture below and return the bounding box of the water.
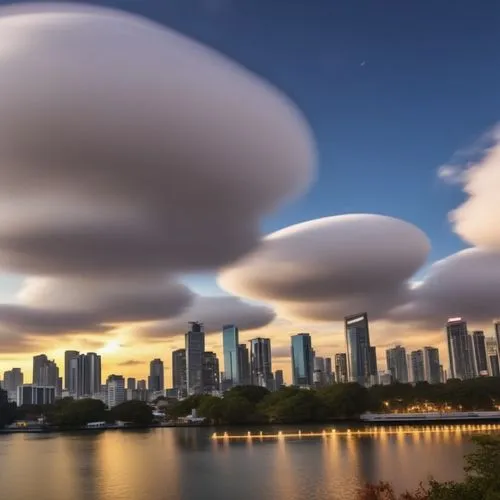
[0,426,484,500]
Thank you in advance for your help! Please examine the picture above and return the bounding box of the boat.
[360,411,500,423]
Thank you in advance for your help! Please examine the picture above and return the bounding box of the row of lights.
[211,423,500,440]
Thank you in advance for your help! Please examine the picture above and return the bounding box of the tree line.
[169,377,500,425]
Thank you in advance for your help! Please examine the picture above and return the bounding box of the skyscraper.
[291,333,314,387]
[32,354,48,386]
[107,374,125,408]
[410,350,425,383]
[486,337,500,377]
[325,357,333,384]
[172,349,187,395]
[344,313,373,386]
[472,331,488,376]
[274,369,284,390]
[222,324,240,387]
[237,344,250,386]
[386,345,408,383]
[186,321,205,395]
[334,353,348,383]
[39,359,59,388]
[148,359,164,392]
[313,356,326,387]
[3,368,23,398]
[495,321,500,355]
[423,346,441,384]
[87,353,102,395]
[249,338,273,389]
[447,318,474,380]
[127,377,136,390]
[64,350,79,390]
[202,352,220,393]
[137,379,147,391]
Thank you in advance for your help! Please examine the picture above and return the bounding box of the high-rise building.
[87,353,102,395]
[447,318,474,380]
[172,349,187,395]
[495,321,500,356]
[486,337,500,377]
[127,377,136,391]
[32,354,48,386]
[291,333,314,387]
[386,345,408,383]
[313,356,326,387]
[324,357,333,384]
[369,346,378,380]
[472,331,488,376]
[186,321,205,395]
[410,350,425,383]
[107,375,125,408]
[222,324,240,387]
[344,313,373,386]
[39,359,59,388]
[148,359,164,392]
[64,350,79,390]
[202,352,220,393]
[3,368,23,400]
[249,338,273,389]
[334,353,348,383]
[68,353,101,397]
[137,379,147,391]
[274,369,284,390]
[237,344,250,386]
[423,347,441,384]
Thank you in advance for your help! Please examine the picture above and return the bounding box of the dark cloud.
[271,346,290,359]
[118,359,143,367]
[0,3,314,278]
[138,296,275,338]
[220,214,430,321]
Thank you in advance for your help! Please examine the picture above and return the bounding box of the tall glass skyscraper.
[64,350,79,390]
[172,348,187,395]
[447,318,474,380]
[334,353,348,383]
[423,346,441,384]
[291,333,314,387]
[237,344,250,385]
[249,338,273,389]
[222,324,240,386]
[345,313,373,386]
[202,352,220,393]
[148,358,164,392]
[186,321,205,395]
[486,337,500,377]
[410,350,425,382]
[386,345,409,383]
[472,331,488,375]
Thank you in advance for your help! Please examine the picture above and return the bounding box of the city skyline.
[0,2,500,384]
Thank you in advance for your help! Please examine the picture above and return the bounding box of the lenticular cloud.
[0,3,315,277]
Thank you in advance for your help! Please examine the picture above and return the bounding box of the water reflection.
[0,427,488,500]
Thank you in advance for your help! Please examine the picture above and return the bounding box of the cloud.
[437,164,467,185]
[389,248,500,328]
[118,359,143,367]
[137,296,276,338]
[219,214,430,321]
[448,127,500,250]
[271,346,291,359]
[0,3,315,277]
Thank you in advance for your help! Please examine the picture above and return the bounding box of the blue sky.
[86,0,500,262]
[1,0,499,299]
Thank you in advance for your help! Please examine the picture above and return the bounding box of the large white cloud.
[138,296,275,338]
[390,248,500,327]
[449,127,500,250]
[219,214,430,321]
[0,3,314,277]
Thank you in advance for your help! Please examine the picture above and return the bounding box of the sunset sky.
[1,0,500,385]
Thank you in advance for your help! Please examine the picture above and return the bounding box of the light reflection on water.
[0,426,489,500]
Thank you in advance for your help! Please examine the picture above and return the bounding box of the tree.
[55,399,108,427]
[319,383,370,418]
[0,389,16,428]
[224,385,270,405]
[110,401,153,425]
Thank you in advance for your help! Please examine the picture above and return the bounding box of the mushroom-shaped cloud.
[0,3,315,277]
[137,296,276,338]
[219,214,430,321]
[390,248,500,327]
[0,275,194,335]
[450,129,500,251]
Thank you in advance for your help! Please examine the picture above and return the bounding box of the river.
[0,425,490,500]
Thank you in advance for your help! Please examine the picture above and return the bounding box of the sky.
[0,0,500,384]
